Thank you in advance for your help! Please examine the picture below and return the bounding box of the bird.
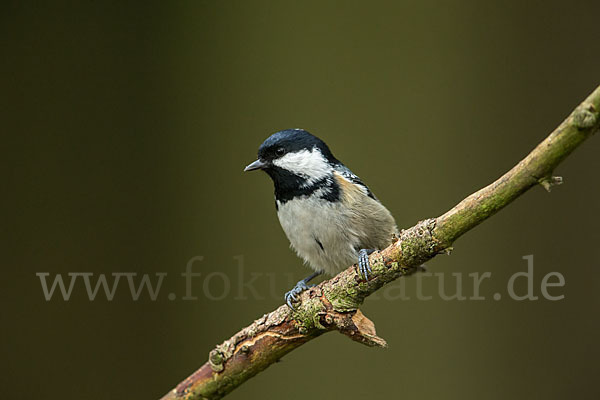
[244,129,398,309]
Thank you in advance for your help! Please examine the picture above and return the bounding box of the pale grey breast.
[276,172,397,275]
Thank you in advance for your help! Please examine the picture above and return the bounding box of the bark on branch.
[160,85,600,400]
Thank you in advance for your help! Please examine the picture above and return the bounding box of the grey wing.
[335,165,378,200]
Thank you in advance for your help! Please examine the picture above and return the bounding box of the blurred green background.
[3,1,600,399]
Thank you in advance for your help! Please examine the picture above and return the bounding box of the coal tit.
[245,129,398,309]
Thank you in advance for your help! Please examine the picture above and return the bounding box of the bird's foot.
[358,248,375,280]
[284,280,314,310]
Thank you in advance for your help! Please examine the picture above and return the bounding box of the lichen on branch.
[161,85,600,400]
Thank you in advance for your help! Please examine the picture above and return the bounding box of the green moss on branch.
[161,85,600,400]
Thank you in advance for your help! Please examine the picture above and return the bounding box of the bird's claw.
[358,248,373,280]
[284,280,314,310]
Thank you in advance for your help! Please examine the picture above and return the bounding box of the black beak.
[244,159,267,172]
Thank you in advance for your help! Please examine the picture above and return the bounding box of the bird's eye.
[276,148,285,156]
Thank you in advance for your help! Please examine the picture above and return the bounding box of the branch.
[160,85,600,400]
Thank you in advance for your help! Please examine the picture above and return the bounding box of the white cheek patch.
[273,148,331,184]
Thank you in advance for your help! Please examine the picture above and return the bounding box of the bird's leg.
[284,271,322,310]
[358,248,376,280]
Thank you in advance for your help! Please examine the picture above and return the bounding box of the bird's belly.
[276,197,358,275]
